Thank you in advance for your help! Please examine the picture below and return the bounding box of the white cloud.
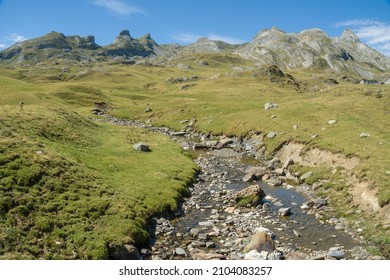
[0,33,27,50]
[92,0,144,16]
[336,19,390,56]
[171,32,202,43]
[207,33,245,45]
[5,33,27,43]
[171,32,244,45]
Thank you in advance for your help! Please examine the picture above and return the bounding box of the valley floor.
[0,60,389,258]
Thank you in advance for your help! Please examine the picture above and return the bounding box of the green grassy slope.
[0,75,197,259]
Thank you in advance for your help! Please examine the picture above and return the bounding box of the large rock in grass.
[111,244,141,260]
[235,185,266,207]
[133,142,150,152]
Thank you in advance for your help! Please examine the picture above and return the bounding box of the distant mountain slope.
[1,27,389,78]
[236,27,390,78]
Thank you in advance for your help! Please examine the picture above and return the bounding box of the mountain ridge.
[1,27,389,78]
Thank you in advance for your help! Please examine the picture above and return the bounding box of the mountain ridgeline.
[1,27,390,78]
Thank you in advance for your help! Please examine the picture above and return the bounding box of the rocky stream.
[94,114,378,260]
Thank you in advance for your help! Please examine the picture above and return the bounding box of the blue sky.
[0,0,390,55]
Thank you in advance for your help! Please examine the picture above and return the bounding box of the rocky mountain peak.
[254,27,286,39]
[341,29,360,42]
[116,30,133,42]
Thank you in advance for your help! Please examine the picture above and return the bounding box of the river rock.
[199,221,214,227]
[243,167,267,182]
[327,249,345,260]
[171,131,186,136]
[242,173,255,182]
[235,185,266,207]
[268,176,283,186]
[278,207,291,216]
[190,228,200,237]
[243,231,276,253]
[282,157,294,169]
[191,251,225,260]
[133,142,150,152]
[175,247,187,256]
[216,137,234,149]
[111,244,141,260]
[244,250,269,260]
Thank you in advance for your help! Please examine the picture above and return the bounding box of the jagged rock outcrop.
[0,30,160,63]
[103,30,160,57]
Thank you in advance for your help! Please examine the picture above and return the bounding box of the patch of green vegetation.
[236,195,259,207]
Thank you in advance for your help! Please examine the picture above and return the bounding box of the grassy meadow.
[0,54,389,258]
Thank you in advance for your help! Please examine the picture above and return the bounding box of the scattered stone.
[268,177,283,186]
[244,230,276,253]
[171,131,186,136]
[243,167,267,182]
[311,134,319,139]
[191,251,225,260]
[235,185,266,207]
[144,107,152,113]
[198,221,214,227]
[328,119,337,125]
[140,248,152,255]
[278,207,291,216]
[264,102,279,110]
[285,251,310,260]
[216,137,234,149]
[133,142,150,152]
[224,206,235,214]
[175,247,187,256]
[206,242,216,248]
[359,132,371,138]
[112,244,141,260]
[282,157,294,169]
[293,230,302,237]
[92,108,105,115]
[242,173,256,182]
[350,246,370,260]
[300,171,313,182]
[293,125,298,130]
[190,228,200,237]
[327,249,345,260]
[244,250,268,260]
[267,132,277,139]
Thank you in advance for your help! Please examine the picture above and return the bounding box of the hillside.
[0,28,389,259]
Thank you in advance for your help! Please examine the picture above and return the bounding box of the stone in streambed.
[235,185,266,207]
